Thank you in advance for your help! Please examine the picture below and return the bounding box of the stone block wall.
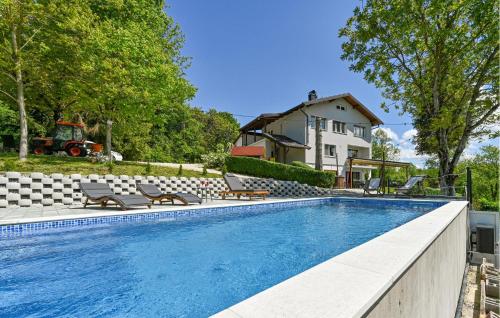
[0,171,333,208]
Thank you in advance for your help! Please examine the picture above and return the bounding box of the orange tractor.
[32,121,103,157]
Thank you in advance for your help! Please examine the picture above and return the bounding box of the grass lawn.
[0,153,220,178]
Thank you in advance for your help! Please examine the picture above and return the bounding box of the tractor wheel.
[33,147,44,155]
[66,146,83,157]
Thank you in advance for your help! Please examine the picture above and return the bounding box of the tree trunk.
[315,117,323,171]
[106,120,113,161]
[11,26,28,161]
[438,156,458,197]
[53,105,63,122]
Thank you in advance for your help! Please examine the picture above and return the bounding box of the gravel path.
[124,161,222,175]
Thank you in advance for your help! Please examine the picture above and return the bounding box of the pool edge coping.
[0,196,447,227]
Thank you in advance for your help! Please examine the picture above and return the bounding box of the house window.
[332,121,346,134]
[310,116,326,130]
[336,105,346,111]
[354,125,365,138]
[352,171,361,181]
[348,148,358,158]
[324,144,336,157]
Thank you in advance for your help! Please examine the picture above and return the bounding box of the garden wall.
[0,172,334,208]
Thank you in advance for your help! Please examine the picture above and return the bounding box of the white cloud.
[372,127,498,168]
[399,147,429,168]
[402,129,417,141]
[373,127,400,143]
[375,128,429,168]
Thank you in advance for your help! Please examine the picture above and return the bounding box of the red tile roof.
[231,146,264,157]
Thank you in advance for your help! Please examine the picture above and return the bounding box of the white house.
[233,91,384,186]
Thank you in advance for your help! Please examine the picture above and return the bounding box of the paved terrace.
[0,197,311,226]
[0,188,466,226]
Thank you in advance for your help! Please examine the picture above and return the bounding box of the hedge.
[225,156,336,188]
[290,160,314,170]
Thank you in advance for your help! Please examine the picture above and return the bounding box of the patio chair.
[80,182,152,210]
[136,183,202,205]
[363,178,382,196]
[394,175,426,196]
[221,173,269,200]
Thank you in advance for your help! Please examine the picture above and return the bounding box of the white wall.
[235,134,264,146]
[265,110,307,144]
[303,98,372,175]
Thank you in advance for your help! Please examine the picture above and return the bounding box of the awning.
[238,131,310,149]
[263,133,310,149]
[348,157,411,168]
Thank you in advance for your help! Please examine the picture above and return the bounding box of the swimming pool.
[0,198,445,317]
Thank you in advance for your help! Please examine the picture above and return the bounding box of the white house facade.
[233,92,384,186]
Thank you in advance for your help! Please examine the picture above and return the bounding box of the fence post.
[466,167,472,207]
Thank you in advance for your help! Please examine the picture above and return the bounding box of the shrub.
[225,156,336,188]
[2,159,17,172]
[177,164,183,176]
[202,165,208,176]
[476,197,499,212]
[145,162,152,175]
[290,161,313,170]
[201,143,230,169]
[106,161,114,173]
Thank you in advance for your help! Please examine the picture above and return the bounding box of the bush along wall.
[225,156,336,188]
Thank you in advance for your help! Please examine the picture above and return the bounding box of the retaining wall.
[0,172,333,208]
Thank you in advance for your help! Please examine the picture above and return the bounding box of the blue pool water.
[0,200,441,317]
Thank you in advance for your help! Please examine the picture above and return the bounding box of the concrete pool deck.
[0,194,448,226]
[0,197,307,226]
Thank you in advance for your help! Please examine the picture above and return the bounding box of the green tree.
[0,0,94,158]
[340,0,499,194]
[0,0,39,160]
[464,145,499,210]
[1,1,238,163]
[73,0,196,159]
[191,107,239,153]
[0,0,96,160]
[372,129,400,160]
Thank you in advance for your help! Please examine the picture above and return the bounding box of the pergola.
[347,157,412,191]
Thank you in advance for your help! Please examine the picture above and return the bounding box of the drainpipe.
[299,106,309,145]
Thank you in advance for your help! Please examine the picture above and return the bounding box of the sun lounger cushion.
[224,174,267,192]
[136,184,163,197]
[112,195,151,207]
[224,174,247,191]
[136,183,202,204]
[80,182,151,209]
[80,182,115,198]
[397,176,425,191]
[366,178,380,190]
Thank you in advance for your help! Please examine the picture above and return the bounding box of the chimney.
[308,90,317,101]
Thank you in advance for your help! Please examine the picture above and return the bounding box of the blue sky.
[166,0,498,167]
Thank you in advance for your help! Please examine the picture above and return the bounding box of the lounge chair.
[394,175,426,196]
[363,178,382,196]
[221,173,269,200]
[80,182,152,210]
[136,183,202,205]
